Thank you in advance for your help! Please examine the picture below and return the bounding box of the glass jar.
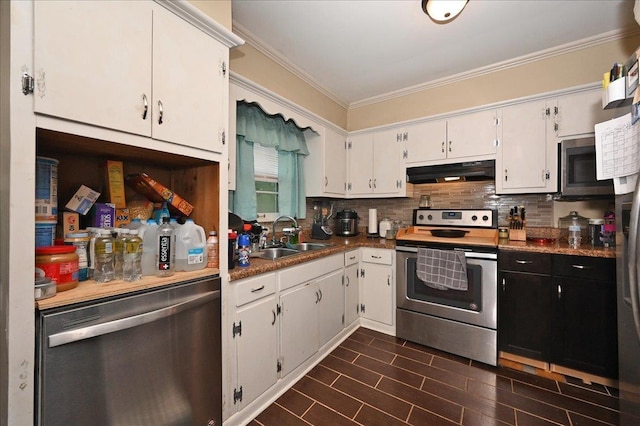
[558,211,589,243]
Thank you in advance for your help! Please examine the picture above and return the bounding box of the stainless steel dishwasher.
[36,276,221,426]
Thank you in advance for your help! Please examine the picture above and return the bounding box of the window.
[254,143,279,221]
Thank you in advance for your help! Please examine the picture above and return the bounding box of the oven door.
[396,247,497,329]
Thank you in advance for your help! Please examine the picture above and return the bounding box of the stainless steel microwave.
[558,137,614,198]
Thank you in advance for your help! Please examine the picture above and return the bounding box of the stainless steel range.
[396,208,499,366]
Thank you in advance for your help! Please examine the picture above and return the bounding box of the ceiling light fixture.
[422,0,468,23]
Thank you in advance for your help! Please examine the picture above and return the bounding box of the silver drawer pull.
[250,285,265,293]
[515,260,533,264]
[371,255,382,259]
[571,264,590,270]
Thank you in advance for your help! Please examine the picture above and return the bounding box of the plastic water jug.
[141,219,159,276]
[175,219,207,271]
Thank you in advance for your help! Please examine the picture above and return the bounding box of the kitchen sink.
[287,243,332,251]
[254,247,300,260]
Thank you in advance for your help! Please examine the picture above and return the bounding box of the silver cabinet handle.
[515,260,533,264]
[373,179,377,189]
[49,291,219,348]
[371,255,382,259]
[571,264,590,270]
[157,100,164,125]
[449,141,452,152]
[319,289,323,301]
[558,284,562,300]
[272,309,276,325]
[142,94,148,120]
[502,278,506,291]
[250,285,265,293]
[504,169,508,182]
[346,276,350,286]
[387,276,390,286]
[441,141,445,153]
[315,291,319,304]
[325,176,328,187]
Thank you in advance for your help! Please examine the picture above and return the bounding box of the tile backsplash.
[300,181,613,232]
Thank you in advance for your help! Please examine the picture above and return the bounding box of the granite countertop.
[229,234,396,281]
[498,239,616,258]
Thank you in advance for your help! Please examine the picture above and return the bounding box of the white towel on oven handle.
[416,248,468,291]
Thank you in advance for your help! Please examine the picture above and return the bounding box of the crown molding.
[351,28,640,109]
[232,22,348,109]
[232,22,640,110]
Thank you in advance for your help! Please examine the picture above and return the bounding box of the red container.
[35,246,79,292]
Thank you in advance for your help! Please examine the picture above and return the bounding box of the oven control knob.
[482,215,489,222]
[427,214,433,221]
[418,214,424,221]
[471,215,478,221]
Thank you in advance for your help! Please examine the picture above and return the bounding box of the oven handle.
[396,246,496,260]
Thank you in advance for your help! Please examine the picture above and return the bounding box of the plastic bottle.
[94,229,115,283]
[86,227,100,279]
[228,230,238,270]
[113,228,129,280]
[206,231,219,268]
[141,219,159,276]
[64,232,90,282]
[156,217,175,277]
[238,233,251,267]
[568,222,581,249]
[175,219,206,271]
[123,229,142,281]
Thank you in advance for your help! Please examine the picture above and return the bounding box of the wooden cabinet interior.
[35,128,220,234]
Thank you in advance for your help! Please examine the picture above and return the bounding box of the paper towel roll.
[368,208,378,234]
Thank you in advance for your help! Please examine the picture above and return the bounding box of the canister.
[588,219,604,247]
[35,245,79,292]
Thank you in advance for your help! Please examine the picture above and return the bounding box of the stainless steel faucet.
[271,215,300,246]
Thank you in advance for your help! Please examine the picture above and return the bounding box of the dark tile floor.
[250,327,621,426]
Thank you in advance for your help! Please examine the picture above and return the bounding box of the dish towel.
[416,248,468,291]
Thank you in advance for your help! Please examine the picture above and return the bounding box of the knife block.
[509,228,527,241]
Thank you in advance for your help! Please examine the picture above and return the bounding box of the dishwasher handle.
[48,290,219,348]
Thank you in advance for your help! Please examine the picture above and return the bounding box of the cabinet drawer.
[361,248,393,265]
[499,250,552,274]
[235,272,277,307]
[344,249,359,266]
[279,254,343,291]
[553,255,615,282]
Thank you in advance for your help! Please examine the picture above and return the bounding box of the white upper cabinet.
[446,109,499,159]
[347,130,406,197]
[305,126,347,197]
[34,1,229,153]
[404,120,447,164]
[403,110,498,165]
[151,5,227,152]
[34,1,152,136]
[556,90,613,138]
[498,100,556,193]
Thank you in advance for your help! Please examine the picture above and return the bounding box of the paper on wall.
[594,113,640,181]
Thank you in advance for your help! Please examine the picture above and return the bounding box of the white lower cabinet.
[318,269,346,347]
[360,248,395,326]
[280,282,320,376]
[344,250,360,326]
[233,273,278,409]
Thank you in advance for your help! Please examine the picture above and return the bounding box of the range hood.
[406,160,495,184]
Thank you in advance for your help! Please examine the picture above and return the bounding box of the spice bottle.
[206,230,219,268]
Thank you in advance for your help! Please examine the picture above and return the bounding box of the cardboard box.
[60,212,80,237]
[125,173,193,217]
[88,203,116,228]
[104,160,126,208]
[65,185,101,215]
[114,208,130,228]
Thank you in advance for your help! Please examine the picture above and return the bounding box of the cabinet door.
[557,90,613,138]
[347,133,374,195]
[280,283,319,376]
[404,120,447,163]
[446,110,498,159]
[361,263,393,325]
[498,271,553,361]
[152,5,226,153]
[324,128,347,195]
[552,277,618,378]
[372,129,405,194]
[498,100,550,192]
[318,270,345,347]
[34,1,152,136]
[236,296,279,409]
[344,263,360,326]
